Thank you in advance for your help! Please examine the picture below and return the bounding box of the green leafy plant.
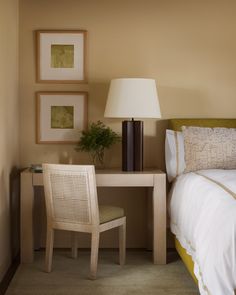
[75,121,120,167]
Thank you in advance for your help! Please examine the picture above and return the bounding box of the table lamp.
[104,78,161,171]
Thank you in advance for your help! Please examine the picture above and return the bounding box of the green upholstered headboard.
[169,118,236,131]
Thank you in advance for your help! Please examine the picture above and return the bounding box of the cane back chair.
[42,164,126,279]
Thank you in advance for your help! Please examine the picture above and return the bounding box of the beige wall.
[0,0,19,280]
[19,0,236,247]
[19,0,236,167]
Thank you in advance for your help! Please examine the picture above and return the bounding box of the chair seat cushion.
[99,205,124,224]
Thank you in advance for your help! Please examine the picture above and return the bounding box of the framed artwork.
[36,92,88,143]
[36,30,87,83]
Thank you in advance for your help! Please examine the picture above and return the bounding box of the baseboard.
[0,253,20,295]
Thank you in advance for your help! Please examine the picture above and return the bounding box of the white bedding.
[169,169,236,295]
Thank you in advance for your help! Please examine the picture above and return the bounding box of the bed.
[167,119,236,295]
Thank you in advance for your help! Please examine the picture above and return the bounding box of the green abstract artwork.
[51,106,74,129]
[51,44,74,68]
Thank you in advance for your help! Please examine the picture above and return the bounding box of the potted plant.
[75,121,120,168]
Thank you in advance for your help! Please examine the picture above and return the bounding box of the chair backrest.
[43,164,100,226]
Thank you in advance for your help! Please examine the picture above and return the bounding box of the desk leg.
[153,174,166,264]
[147,188,153,251]
[21,172,34,263]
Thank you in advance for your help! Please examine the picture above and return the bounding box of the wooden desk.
[20,168,166,265]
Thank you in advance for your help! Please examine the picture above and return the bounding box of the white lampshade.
[104,78,161,119]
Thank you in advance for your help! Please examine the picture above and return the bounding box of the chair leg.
[45,226,54,272]
[71,232,78,259]
[119,219,126,265]
[90,232,100,280]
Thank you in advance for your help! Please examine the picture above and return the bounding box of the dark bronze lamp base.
[122,120,143,171]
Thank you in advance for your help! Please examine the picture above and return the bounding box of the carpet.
[6,250,199,295]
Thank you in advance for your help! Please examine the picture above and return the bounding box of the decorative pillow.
[182,126,236,172]
[165,129,186,182]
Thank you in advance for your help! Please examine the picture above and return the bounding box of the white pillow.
[165,129,186,182]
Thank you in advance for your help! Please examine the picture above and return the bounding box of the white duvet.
[169,169,236,295]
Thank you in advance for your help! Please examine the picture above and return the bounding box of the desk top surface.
[22,168,165,187]
[23,167,165,175]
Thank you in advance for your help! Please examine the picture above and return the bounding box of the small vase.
[91,152,105,169]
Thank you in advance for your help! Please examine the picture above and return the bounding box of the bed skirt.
[175,237,198,285]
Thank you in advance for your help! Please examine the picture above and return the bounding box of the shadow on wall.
[144,120,169,171]
[9,167,21,262]
[0,168,9,271]
[88,82,110,122]
[0,167,21,294]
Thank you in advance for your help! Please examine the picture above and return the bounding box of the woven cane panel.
[183,126,236,172]
[50,173,91,224]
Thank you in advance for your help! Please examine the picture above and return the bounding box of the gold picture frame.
[36,91,88,144]
[36,30,87,83]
